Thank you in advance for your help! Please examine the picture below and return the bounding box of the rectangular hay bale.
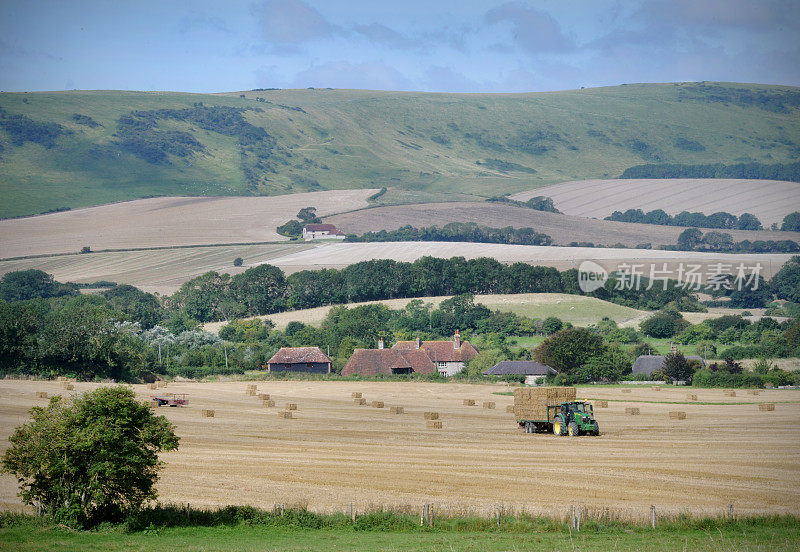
[723,390,736,397]
[258,393,270,400]
[354,398,367,405]
[747,390,761,395]
[759,403,775,411]
[389,406,404,414]
[286,403,297,410]
[669,411,686,420]
[246,389,256,396]
[263,400,275,407]
[351,392,362,398]
[462,399,475,406]
[371,401,384,408]
[595,400,608,408]
[423,412,439,420]
[686,394,698,401]
[482,401,496,409]
[146,383,156,390]
[506,405,514,413]
[201,409,215,418]
[625,407,640,415]
[65,384,74,391]
[426,421,443,429]
[278,411,293,419]
[621,389,631,393]
[35,392,48,399]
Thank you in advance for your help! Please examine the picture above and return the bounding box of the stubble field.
[2,380,798,519]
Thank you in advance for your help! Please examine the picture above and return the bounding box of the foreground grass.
[3,522,799,552]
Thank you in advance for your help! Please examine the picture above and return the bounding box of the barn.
[484,360,557,385]
[302,223,346,241]
[267,347,332,373]
[341,348,436,377]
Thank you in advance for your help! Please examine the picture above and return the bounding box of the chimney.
[415,336,420,349]
[454,330,461,349]
[378,338,384,350]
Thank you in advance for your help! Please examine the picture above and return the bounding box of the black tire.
[568,421,579,437]
[553,416,566,436]
[592,422,600,436]
[526,422,532,434]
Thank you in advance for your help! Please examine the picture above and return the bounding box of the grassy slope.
[3,523,799,552]
[1,82,798,218]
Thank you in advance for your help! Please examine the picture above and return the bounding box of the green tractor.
[551,401,599,436]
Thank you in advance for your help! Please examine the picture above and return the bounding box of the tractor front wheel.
[553,417,566,436]
[568,422,578,437]
[591,422,600,436]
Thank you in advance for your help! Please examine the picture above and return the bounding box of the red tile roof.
[304,224,340,232]
[393,339,478,363]
[341,348,436,376]
[267,347,331,365]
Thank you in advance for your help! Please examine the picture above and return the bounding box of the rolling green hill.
[0,82,798,218]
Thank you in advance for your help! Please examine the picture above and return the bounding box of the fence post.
[349,502,356,522]
[651,505,656,529]
[729,504,734,519]
[186,502,190,521]
[570,505,575,530]
[496,510,500,527]
[576,505,581,532]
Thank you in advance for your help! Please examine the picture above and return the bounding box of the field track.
[326,202,800,247]
[511,179,800,225]
[0,190,377,259]
[2,380,798,517]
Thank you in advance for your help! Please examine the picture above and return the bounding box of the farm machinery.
[152,393,189,407]
[514,387,600,436]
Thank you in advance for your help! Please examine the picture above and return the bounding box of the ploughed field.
[2,380,799,519]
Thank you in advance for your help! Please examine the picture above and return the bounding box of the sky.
[0,0,798,93]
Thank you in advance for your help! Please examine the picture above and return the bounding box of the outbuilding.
[267,347,332,373]
[484,360,557,385]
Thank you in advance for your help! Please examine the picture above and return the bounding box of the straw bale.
[652,386,661,391]
[747,389,761,395]
[595,400,608,408]
[389,406,404,414]
[258,393,270,400]
[354,398,366,405]
[669,411,686,420]
[506,405,514,413]
[462,399,475,406]
[351,392,362,398]
[621,389,631,393]
[202,409,215,418]
[146,383,156,390]
[625,407,640,415]
[286,403,298,410]
[686,394,698,401]
[482,401,496,409]
[759,403,775,411]
[371,401,384,408]
[278,411,293,419]
[57,376,67,382]
[723,390,736,397]
[65,384,74,391]
[246,389,256,396]
[246,384,257,390]
[263,400,275,407]
[423,412,439,420]
[35,392,48,399]
[426,421,443,429]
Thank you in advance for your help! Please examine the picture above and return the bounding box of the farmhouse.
[342,342,436,377]
[632,354,706,377]
[302,223,346,241]
[484,360,557,385]
[393,331,478,376]
[267,347,332,373]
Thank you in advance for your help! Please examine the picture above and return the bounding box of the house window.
[438,362,447,367]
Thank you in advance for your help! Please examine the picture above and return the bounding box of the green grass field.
[3,520,798,552]
[1,82,798,217]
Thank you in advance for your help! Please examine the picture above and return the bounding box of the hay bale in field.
[278,411,293,419]
[351,392,362,399]
[595,400,608,408]
[686,394,698,401]
[201,409,215,418]
[652,386,661,391]
[426,421,443,429]
[759,403,775,411]
[35,392,48,399]
[65,384,74,391]
[512,386,577,421]
[258,393,270,400]
[263,400,275,407]
[389,406,404,414]
[621,389,631,393]
[482,401,496,409]
[506,405,514,413]
[371,401,384,408]
[669,411,686,420]
[354,398,367,405]
[246,389,256,396]
[286,403,298,410]
[246,384,257,390]
[723,390,736,397]
[158,380,167,388]
[463,399,476,406]
[57,376,67,382]
[146,383,157,390]
[625,407,640,415]
[423,412,439,420]
[747,389,761,395]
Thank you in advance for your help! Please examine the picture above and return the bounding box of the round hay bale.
[482,401,496,409]
[201,409,215,418]
[426,421,443,429]
[258,393,270,400]
[278,411,293,419]
[758,403,775,411]
[686,394,698,401]
[389,406,404,414]
[624,407,640,415]
[371,401,384,408]
[286,403,298,411]
[263,400,275,407]
[463,399,476,406]
[669,411,686,420]
[595,400,608,408]
[354,398,367,405]
[351,392,362,399]
[423,412,439,420]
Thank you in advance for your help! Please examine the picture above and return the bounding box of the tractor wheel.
[568,422,578,437]
[591,422,600,436]
[553,417,566,436]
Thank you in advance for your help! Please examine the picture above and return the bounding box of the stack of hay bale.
[246,384,257,396]
[512,387,576,421]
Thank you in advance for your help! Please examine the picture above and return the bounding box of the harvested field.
[0,190,377,259]
[1,380,799,516]
[510,179,800,226]
[326,202,800,248]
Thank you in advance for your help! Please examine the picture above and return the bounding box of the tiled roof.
[632,355,705,375]
[393,339,479,363]
[484,361,557,376]
[342,348,436,376]
[304,224,338,232]
[268,347,331,364]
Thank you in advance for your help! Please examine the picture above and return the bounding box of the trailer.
[152,393,189,407]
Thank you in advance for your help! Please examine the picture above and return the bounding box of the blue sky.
[0,0,798,93]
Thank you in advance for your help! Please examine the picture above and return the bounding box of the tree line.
[344,222,553,246]
[619,161,800,183]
